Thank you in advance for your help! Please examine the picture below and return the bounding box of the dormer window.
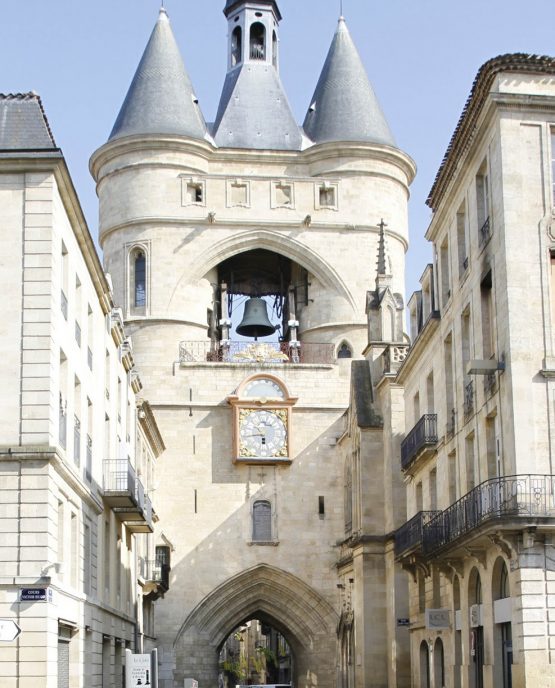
[250,22,266,60]
[231,26,242,66]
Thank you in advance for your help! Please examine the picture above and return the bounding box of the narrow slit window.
[134,251,146,308]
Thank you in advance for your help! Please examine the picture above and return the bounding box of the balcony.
[123,483,154,534]
[463,379,474,417]
[139,557,170,600]
[103,459,138,508]
[179,340,335,365]
[478,217,492,248]
[423,474,555,556]
[401,414,438,472]
[395,510,441,559]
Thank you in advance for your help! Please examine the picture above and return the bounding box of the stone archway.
[174,564,339,688]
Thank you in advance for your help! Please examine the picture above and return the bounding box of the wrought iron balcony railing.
[138,558,171,591]
[463,379,474,417]
[394,510,441,558]
[423,474,555,556]
[478,217,491,248]
[103,459,137,504]
[85,435,92,483]
[401,414,438,471]
[179,340,335,365]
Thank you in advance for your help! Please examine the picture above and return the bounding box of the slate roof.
[212,63,303,150]
[109,9,207,142]
[303,18,395,147]
[0,93,57,150]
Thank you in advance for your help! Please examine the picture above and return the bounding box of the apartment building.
[395,55,555,688]
[0,93,165,688]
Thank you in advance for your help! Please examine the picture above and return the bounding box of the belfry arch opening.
[219,618,293,688]
[218,249,294,341]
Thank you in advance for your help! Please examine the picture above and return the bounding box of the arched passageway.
[173,564,339,688]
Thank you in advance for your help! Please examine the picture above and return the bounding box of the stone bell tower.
[91,3,415,687]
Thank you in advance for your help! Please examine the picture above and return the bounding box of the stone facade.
[395,56,555,688]
[0,94,165,688]
[91,3,415,687]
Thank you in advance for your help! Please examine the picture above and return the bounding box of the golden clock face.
[239,409,288,459]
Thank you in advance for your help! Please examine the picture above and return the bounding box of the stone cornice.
[395,312,441,384]
[427,53,555,211]
[137,400,166,457]
[90,134,416,185]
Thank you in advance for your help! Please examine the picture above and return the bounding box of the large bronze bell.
[236,297,276,339]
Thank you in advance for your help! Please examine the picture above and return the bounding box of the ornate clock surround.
[228,373,298,465]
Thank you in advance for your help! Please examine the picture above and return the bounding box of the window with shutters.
[252,500,273,543]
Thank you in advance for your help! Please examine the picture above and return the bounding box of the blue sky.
[2,0,554,297]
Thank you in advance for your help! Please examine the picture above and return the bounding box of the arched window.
[433,638,444,688]
[419,641,430,688]
[252,500,272,542]
[250,22,265,60]
[231,26,242,66]
[133,249,146,309]
[337,342,352,359]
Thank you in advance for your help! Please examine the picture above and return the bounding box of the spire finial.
[376,219,388,277]
[339,0,344,19]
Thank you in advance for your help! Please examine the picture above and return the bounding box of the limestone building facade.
[5,4,555,688]
[90,2,415,687]
[0,93,166,688]
[394,55,555,688]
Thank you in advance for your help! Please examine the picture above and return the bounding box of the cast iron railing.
[85,435,92,482]
[423,474,555,556]
[464,380,474,417]
[179,340,335,365]
[139,558,170,590]
[103,459,137,498]
[479,217,491,247]
[395,510,441,558]
[401,414,438,471]
[73,416,81,467]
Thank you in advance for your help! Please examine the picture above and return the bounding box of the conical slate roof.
[303,18,395,147]
[212,63,303,151]
[109,9,207,142]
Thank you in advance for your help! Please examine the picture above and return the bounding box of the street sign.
[20,588,53,602]
[0,619,22,642]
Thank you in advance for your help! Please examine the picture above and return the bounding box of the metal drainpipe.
[16,458,22,687]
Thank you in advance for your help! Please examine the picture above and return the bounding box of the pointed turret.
[109,9,207,142]
[303,18,395,147]
[212,0,302,150]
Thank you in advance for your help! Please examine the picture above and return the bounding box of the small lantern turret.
[224,0,282,72]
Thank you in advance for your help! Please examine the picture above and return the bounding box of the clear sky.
[2,0,554,297]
